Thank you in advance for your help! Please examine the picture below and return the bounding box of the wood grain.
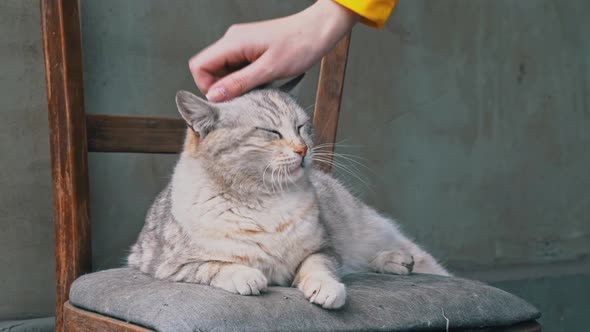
[64,301,538,332]
[64,302,538,332]
[65,302,152,332]
[312,34,351,172]
[41,1,92,331]
[87,114,186,153]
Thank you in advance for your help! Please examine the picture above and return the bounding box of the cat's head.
[176,75,313,194]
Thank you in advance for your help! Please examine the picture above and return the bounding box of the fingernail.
[206,86,227,102]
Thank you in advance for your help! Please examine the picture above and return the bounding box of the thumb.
[205,55,273,102]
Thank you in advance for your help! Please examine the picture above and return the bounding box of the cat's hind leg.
[370,245,450,276]
[365,213,450,276]
[408,247,450,276]
[369,249,414,275]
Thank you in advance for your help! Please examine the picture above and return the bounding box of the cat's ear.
[175,90,218,137]
[278,73,305,98]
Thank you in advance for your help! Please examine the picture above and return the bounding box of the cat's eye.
[297,124,305,134]
[256,127,283,139]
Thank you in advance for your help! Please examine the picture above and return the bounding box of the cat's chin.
[289,165,305,178]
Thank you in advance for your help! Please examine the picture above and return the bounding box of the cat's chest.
[217,193,324,250]
[227,200,324,284]
[185,191,325,284]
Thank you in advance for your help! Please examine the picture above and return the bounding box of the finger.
[189,39,261,95]
[188,43,228,94]
[205,53,274,102]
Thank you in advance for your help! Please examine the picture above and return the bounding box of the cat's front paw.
[298,273,346,309]
[211,265,268,296]
[371,250,414,275]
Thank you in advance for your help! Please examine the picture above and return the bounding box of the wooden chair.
[41,0,541,331]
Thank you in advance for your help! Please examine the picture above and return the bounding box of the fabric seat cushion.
[69,268,539,332]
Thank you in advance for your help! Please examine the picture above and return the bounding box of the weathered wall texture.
[0,0,54,320]
[1,0,588,330]
[340,1,590,281]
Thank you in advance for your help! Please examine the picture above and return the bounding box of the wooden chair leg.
[40,0,92,331]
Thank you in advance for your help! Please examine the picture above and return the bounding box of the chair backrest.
[41,0,349,330]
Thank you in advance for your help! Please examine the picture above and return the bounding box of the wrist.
[317,0,360,28]
[309,0,359,48]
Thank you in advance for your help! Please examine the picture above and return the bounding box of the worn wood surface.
[465,321,542,332]
[41,0,92,331]
[87,114,186,153]
[64,302,152,332]
[312,34,351,172]
[64,301,538,332]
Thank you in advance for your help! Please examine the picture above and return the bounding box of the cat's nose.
[292,144,308,157]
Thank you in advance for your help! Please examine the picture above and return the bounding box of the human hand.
[189,0,359,102]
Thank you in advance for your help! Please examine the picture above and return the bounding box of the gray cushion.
[70,268,539,332]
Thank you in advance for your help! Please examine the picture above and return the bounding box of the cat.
[128,77,449,309]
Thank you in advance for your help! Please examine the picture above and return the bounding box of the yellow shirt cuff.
[332,0,397,29]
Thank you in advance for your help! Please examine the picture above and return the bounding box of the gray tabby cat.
[128,78,449,309]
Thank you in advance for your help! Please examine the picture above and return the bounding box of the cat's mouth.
[282,159,305,176]
[287,161,304,172]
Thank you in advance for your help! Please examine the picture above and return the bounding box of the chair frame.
[40,0,540,331]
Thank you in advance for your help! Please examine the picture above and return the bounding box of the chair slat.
[313,34,351,172]
[41,1,91,331]
[87,114,186,154]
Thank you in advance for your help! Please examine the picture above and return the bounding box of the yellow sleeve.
[332,0,397,29]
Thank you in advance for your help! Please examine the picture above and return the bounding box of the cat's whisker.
[278,165,286,194]
[313,155,365,176]
[313,152,366,162]
[277,171,283,194]
[287,169,299,189]
[276,166,283,195]
[311,139,363,150]
[313,149,371,170]
[283,166,290,191]
[312,144,361,150]
[312,150,368,161]
[290,172,298,187]
[314,158,363,184]
[322,151,369,161]
[329,159,368,184]
[262,163,273,192]
[313,152,374,174]
[312,156,374,192]
[270,166,278,195]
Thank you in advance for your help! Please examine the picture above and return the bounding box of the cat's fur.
[128,82,449,309]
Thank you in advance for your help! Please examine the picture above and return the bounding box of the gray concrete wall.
[1,0,588,330]
[0,0,54,320]
[340,0,590,280]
